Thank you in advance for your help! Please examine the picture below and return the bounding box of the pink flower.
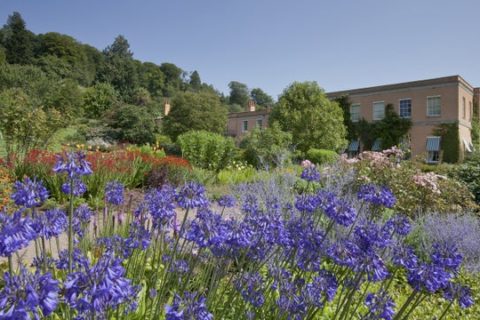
[301,159,315,168]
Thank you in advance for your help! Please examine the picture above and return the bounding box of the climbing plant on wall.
[434,122,460,163]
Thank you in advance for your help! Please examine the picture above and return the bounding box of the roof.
[327,75,475,98]
[227,109,270,119]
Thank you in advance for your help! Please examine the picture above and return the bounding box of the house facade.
[327,75,479,163]
[227,100,270,138]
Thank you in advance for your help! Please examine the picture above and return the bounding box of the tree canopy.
[270,81,347,153]
[162,91,228,140]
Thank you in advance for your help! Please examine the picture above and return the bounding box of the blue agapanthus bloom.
[217,194,236,208]
[431,242,463,273]
[318,191,357,227]
[392,245,418,271]
[295,194,319,213]
[0,210,37,257]
[300,166,321,182]
[357,184,396,208]
[407,262,452,293]
[56,248,90,271]
[0,268,59,319]
[165,292,213,320]
[145,185,177,227]
[11,177,49,208]
[234,272,266,308]
[34,208,67,239]
[443,282,474,309]
[364,290,396,320]
[53,151,92,179]
[304,270,338,307]
[177,182,209,209]
[73,204,93,237]
[383,215,411,237]
[105,181,125,205]
[61,178,87,196]
[64,252,139,319]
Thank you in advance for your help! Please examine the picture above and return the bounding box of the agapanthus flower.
[53,151,92,179]
[234,272,266,308]
[105,181,125,205]
[383,215,411,236]
[124,221,151,253]
[165,292,213,320]
[327,240,361,268]
[217,195,236,208]
[0,210,37,257]
[241,194,260,215]
[392,245,418,270]
[304,270,338,307]
[295,194,319,213]
[443,282,474,308]
[318,191,357,226]
[176,182,209,209]
[145,185,176,227]
[56,248,90,270]
[357,184,396,208]
[300,166,320,182]
[11,177,49,208]
[364,290,396,320]
[407,263,452,293]
[61,178,87,197]
[0,268,59,319]
[73,204,93,237]
[431,242,463,272]
[64,252,139,319]
[34,208,67,239]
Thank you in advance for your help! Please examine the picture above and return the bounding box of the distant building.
[227,100,270,138]
[327,75,479,163]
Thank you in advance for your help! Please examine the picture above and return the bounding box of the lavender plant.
[0,151,476,319]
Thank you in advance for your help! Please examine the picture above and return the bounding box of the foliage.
[0,165,12,210]
[240,122,292,169]
[162,91,228,140]
[250,87,273,108]
[306,148,339,165]
[351,104,412,151]
[145,156,192,188]
[177,130,236,171]
[82,82,119,118]
[334,95,357,140]
[434,122,460,163]
[455,153,480,203]
[270,81,347,153]
[0,88,63,161]
[472,97,480,150]
[1,12,34,64]
[341,149,477,215]
[228,81,249,107]
[411,212,480,273]
[106,104,157,145]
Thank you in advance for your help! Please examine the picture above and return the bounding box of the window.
[347,139,360,157]
[256,119,263,128]
[373,101,385,120]
[242,120,248,132]
[427,96,441,117]
[426,136,441,163]
[463,97,466,119]
[399,99,412,118]
[350,104,360,122]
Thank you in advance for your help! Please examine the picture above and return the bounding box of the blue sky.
[1,0,479,98]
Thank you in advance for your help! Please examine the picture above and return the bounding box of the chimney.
[247,99,256,112]
[164,98,171,116]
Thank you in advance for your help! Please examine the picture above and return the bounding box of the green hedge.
[306,148,339,165]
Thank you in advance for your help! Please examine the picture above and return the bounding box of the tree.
[189,70,201,91]
[162,91,227,140]
[138,62,165,98]
[2,12,34,64]
[250,88,274,108]
[228,81,249,107]
[160,62,183,97]
[82,82,119,118]
[97,35,138,99]
[106,104,156,144]
[240,122,292,168]
[270,81,347,153]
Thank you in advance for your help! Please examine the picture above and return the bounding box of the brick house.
[227,100,270,138]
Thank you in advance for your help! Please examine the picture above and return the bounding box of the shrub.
[455,153,480,203]
[240,122,292,169]
[177,130,236,171]
[145,156,192,188]
[306,148,338,165]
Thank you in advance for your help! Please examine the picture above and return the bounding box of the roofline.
[227,109,270,118]
[326,75,476,97]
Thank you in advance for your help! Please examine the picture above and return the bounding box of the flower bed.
[0,152,476,319]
